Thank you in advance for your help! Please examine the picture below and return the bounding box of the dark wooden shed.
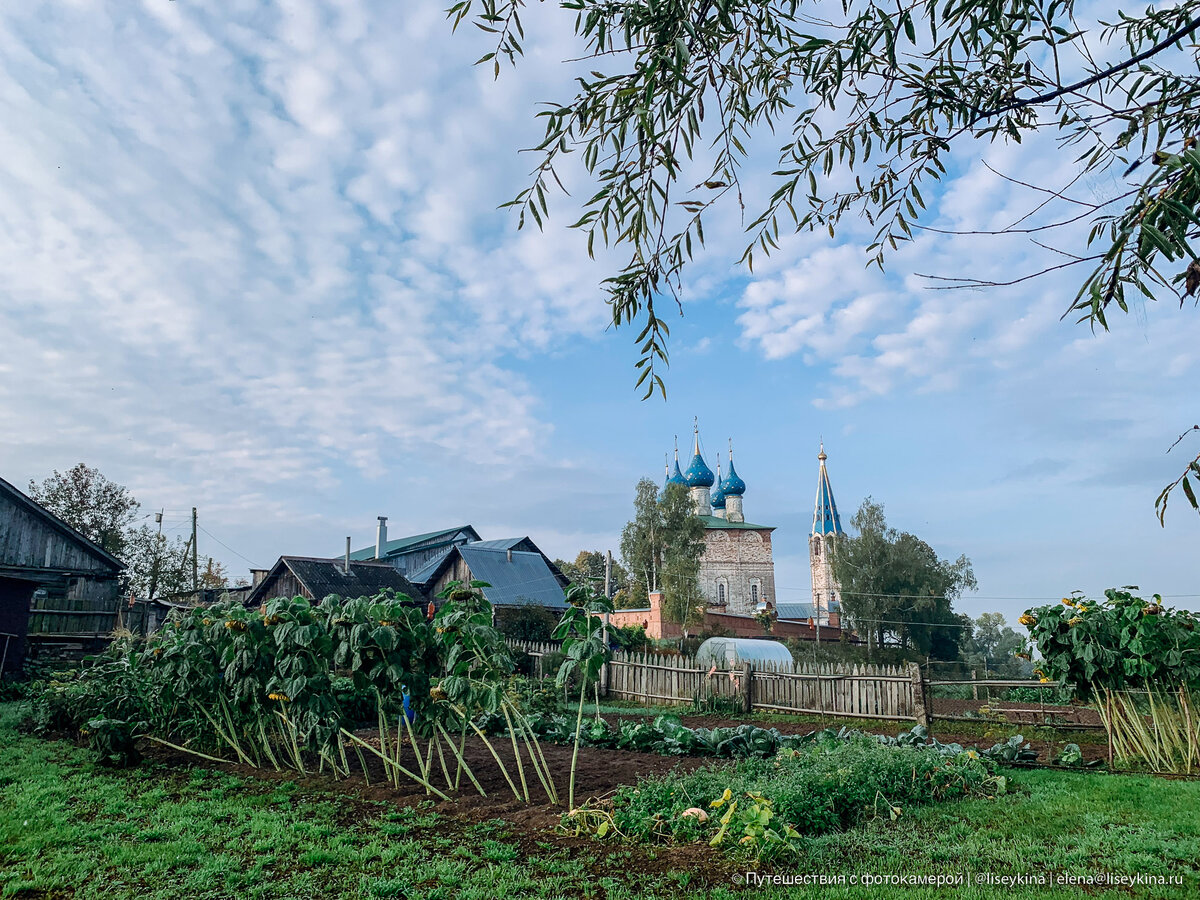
[245,556,428,608]
[0,476,125,671]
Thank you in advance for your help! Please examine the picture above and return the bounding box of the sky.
[1,1,1197,629]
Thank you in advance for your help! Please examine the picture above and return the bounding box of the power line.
[197,525,263,569]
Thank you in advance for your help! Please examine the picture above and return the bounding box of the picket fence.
[506,639,928,724]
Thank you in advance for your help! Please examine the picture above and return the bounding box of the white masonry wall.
[699,527,777,617]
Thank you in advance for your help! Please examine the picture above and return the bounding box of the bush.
[601,737,1002,859]
[611,624,650,653]
[0,678,28,702]
[499,605,559,642]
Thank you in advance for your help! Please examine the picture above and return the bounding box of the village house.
[0,475,124,672]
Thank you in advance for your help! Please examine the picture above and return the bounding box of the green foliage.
[580,736,1004,860]
[26,463,139,558]
[1021,588,1200,698]
[964,612,1030,677]
[81,717,143,768]
[453,0,1200,407]
[619,479,705,630]
[498,603,558,642]
[553,550,630,597]
[610,624,651,652]
[28,586,516,772]
[832,498,976,658]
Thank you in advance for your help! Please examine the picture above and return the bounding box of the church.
[663,426,844,626]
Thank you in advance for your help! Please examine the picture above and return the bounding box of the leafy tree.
[619,479,706,631]
[27,463,140,558]
[832,498,976,658]
[122,526,192,599]
[964,612,1030,677]
[455,0,1200,515]
[199,557,231,589]
[553,550,631,598]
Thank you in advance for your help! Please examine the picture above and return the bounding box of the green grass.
[2,702,1198,898]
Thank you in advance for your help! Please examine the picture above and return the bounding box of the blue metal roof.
[458,547,567,609]
[407,547,455,584]
[348,525,480,561]
[812,448,844,536]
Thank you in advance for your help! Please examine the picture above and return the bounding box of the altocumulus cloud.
[0,0,610,514]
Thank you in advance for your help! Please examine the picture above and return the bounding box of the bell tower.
[810,443,844,626]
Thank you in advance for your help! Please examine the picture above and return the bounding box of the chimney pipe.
[376,517,388,559]
[345,536,351,574]
[507,548,513,563]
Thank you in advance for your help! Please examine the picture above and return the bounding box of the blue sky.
[1,1,1197,629]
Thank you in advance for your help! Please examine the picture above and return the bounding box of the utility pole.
[191,507,199,593]
[148,510,164,600]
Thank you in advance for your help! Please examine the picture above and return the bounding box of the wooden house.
[0,476,124,672]
[245,556,428,607]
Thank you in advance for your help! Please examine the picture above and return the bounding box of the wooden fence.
[507,640,929,724]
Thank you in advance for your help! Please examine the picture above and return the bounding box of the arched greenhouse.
[694,637,795,673]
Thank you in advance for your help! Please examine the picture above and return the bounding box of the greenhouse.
[694,637,795,673]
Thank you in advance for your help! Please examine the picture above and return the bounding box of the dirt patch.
[140,728,741,889]
[140,727,722,828]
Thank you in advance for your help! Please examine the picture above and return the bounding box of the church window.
[813,540,821,557]
[750,583,760,604]
[717,583,726,604]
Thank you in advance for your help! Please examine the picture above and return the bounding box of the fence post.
[909,662,929,728]
[971,669,978,702]
[742,662,753,714]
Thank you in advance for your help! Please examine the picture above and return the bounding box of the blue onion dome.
[721,456,746,496]
[684,451,715,487]
[711,481,727,509]
[666,458,686,487]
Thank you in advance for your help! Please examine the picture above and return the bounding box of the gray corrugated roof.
[776,602,817,621]
[458,546,567,609]
[348,526,481,561]
[408,547,455,585]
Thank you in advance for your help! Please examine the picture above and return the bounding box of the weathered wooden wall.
[0,485,123,665]
[253,570,308,603]
[429,556,474,599]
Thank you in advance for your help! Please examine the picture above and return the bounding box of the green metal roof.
[348,526,479,561]
[696,515,774,531]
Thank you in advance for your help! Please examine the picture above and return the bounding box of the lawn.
[2,702,1198,899]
